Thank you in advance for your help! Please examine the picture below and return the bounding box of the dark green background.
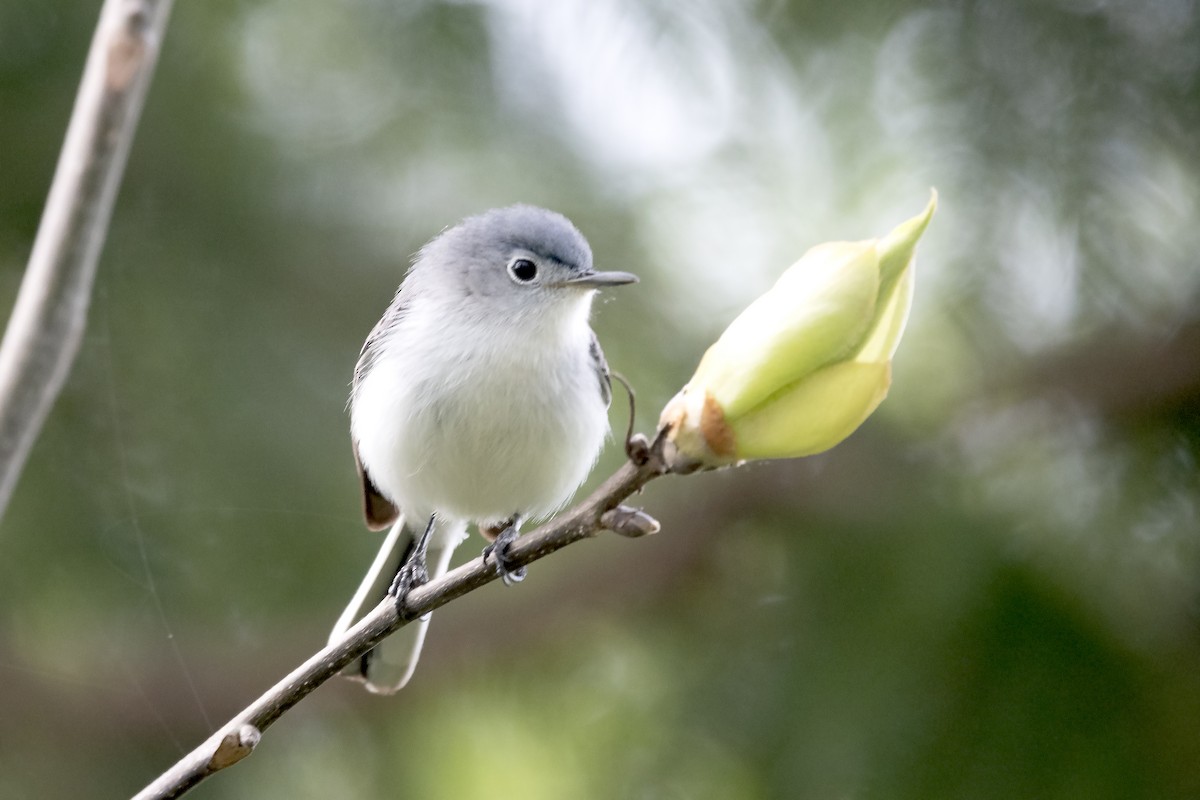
[2,1,1199,797]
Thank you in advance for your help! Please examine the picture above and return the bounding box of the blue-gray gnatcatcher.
[328,205,637,692]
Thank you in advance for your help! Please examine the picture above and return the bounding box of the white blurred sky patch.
[1096,133,1200,326]
[991,183,1082,352]
[236,0,402,150]
[480,0,740,174]
[477,0,872,322]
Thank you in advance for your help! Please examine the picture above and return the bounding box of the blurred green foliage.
[2,0,1199,798]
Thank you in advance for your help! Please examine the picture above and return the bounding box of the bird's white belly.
[351,320,609,526]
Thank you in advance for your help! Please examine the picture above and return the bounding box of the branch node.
[600,504,660,538]
[106,0,154,90]
[626,432,654,466]
[208,724,261,771]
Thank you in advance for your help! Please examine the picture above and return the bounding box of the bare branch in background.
[133,433,677,800]
[0,0,173,521]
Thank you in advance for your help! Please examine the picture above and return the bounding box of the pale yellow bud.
[661,191,937,468]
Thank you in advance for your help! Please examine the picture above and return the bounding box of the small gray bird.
[328,205,637,692]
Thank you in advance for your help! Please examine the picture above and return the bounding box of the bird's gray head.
[407,205,637,316]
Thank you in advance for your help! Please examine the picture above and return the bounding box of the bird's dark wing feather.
[589,330,613,408]
[354,438,399,531]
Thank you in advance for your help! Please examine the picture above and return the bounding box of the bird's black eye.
[507,257,538,283]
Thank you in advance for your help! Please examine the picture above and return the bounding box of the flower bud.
[660,191,937,468]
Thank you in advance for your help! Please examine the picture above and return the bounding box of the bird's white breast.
[350,295,610,527]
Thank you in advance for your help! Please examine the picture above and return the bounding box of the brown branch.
[0,0,173,520]
[1020,316,1200,420]
[132,433,678,800]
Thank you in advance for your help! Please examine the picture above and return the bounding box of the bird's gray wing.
[350,288,408,530]
[352,287,407,396]
[588,329,613,408]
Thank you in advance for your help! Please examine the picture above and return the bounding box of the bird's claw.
[482,526,527,586]
[387,558,428,598]
[388,515,435,618]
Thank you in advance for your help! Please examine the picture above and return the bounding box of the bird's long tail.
[328,514,466,693]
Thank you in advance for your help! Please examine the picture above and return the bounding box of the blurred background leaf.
[1,0,1199,797]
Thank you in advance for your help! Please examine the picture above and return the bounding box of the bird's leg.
[481,514,526,586]
[388,514,436,611]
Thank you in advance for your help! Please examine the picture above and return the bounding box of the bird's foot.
[482,522,526,586]
[388,515,435,618]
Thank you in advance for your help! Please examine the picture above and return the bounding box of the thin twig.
[0,0,173,521]
[132,434,679,800]
[609,370,638,458]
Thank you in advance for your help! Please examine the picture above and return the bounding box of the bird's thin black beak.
[562,270,639,288]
